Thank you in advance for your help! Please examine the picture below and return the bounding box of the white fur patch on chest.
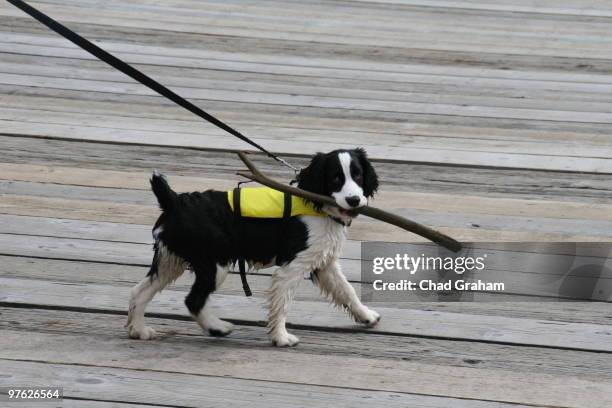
[299,216,346,273]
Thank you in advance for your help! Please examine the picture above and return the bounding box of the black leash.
[6,0,299,173]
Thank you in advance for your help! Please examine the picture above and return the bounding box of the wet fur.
[127,148,380,346]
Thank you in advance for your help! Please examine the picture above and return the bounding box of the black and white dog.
[127,148,380,346]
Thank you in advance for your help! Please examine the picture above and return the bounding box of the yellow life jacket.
[227,187,324,218]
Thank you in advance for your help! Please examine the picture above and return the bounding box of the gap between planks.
[5,305,612,380]
[1,215,611,301]
[4,2,612,58]
[1,358,518,408]
[0,306,610,408]
[3,306,611,407]
[2,276,612,353]
[1,194,609,242]
[3,71,612,124]
[5,253,612,323]
[2,107,612,160]
[2,163,612,220]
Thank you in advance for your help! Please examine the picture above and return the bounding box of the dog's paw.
[208,320,234,337]
[355,307,381,327]
[271,331,300,347]
[128,325,157,340]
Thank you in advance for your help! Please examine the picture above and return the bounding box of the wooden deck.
[1,0,612,406]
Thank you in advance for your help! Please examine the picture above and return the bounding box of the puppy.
[127,148,380,346]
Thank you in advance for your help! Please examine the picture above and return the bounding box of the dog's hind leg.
[314,260,380,327]
[186,262,234,337]
[127,243,185,340]
[267,263,304,347]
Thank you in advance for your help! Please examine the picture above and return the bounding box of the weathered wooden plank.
[61,401,142,408]
[0,251,582,305]
[0,213,362,258]
[4,83,611,160]
[30,0,612,25]
[3,104,612,162]
[3,107,612,161]
[4,58,612,117]
[0,91,609,158]
[3,179,612,240]
[345,0,612,17]
[0,216,353,267]
[1,135,610,203]
[5,37,612,96]
[3,121,611,173]
[3,72,612,125]
[1,194,606,242]
[5,33,612,86]
[3,90,610,158]
[1,318,610,407]
[0,215,608,273]
[25,0,612,33]
[0,212,607,260]
[9,4,609,61]
[5,16,612,75]
[0,233,154,265]
[4,306,612,383]
[0,194,161,227]
[5,53,612,108]
[61,402,147,408]
[0,213,152,244]
[4,254,612,323]
[3,359,477,408]
[0,253,321,299]
[2,230,609,301]
[10,119,608,173]
[3,76,612,142]
[0,163,241,192]
[3,165,612,221]
[1,24,612,86]
[79,0,612,20]
[3,276,612,351]
[6,234,609,304]
[2,398,140,408]
[7,15,612,77]
[3,2,612,58]
[2,214,612,301]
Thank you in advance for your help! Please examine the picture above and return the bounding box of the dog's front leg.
[267,264,304,347]
[314,260,380,327]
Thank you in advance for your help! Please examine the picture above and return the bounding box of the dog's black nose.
[345,196,361,207]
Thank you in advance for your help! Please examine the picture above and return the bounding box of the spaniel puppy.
[127,148,380,346]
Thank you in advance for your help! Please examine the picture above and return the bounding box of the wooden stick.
[236,152,462,252]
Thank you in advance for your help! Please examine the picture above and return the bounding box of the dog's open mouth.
[338,208,359,218]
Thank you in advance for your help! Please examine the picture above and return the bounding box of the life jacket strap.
[283,191,292,220]
[233,188,293,297]
[233,187,252,297]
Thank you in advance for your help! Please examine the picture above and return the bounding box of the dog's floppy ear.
[297,152,327,209]
[355,148,378,197]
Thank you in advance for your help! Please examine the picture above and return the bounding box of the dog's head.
[297,148,379,222]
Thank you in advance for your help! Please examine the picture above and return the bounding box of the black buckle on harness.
[233,188,293,297]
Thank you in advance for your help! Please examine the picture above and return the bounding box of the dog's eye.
[333,175,341,184]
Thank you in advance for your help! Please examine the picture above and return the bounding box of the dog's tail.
[150,171,177,212]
